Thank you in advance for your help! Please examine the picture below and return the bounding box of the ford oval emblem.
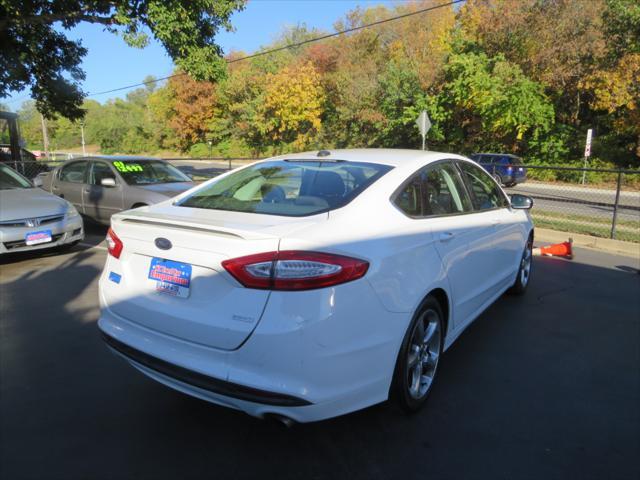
[155,237,172,250]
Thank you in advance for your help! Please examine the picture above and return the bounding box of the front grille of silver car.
[38,214,65,225]
[0,213,65,228]
[3,233,64,250]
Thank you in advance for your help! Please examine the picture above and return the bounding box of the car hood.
[136,182,195,198]
[0,188,68,221]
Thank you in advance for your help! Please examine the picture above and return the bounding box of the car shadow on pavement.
[0,252,638,480]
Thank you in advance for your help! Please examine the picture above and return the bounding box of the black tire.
[391,296,444,413]
[508,236,533,295]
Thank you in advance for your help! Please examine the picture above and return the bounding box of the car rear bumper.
[101,331,311,407]
[510,174,527,184]
[0,216,84,254]
[97,277,408,423]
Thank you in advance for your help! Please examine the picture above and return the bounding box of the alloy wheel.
[406,309,442,400]
[520,241,532,287]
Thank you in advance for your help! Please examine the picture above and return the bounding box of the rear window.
[178,160,393,217]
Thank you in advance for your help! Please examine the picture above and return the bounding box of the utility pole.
[80,121,86,156]
[40,114,50,159]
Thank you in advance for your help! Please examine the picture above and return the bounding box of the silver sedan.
[0,164,84,254]
[41,157,196,224]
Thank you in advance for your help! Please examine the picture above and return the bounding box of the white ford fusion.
[98,149,534,423]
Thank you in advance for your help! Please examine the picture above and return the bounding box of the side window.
[394,175,422,217]
[59,161,88,184]
[90,162,116,185]
[421,162,472,216]
[394,162,472,217]
[458,161,509,211]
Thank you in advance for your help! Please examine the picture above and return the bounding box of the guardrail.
[6,157,640,243]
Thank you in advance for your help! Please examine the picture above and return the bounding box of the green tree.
[435,50,555,155]
[0,0,246,120]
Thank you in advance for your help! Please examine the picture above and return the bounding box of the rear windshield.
[113,160,191,185]
[178,160,393,217]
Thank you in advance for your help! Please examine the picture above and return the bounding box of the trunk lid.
[102,205,324,350]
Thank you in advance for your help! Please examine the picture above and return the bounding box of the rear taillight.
[222,251,369,291]
[106,227,123,258]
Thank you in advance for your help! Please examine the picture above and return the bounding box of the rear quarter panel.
[278,201,451,333]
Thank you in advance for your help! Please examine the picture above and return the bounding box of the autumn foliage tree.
[167,74,219,150]
[15,0,640,166]
[257,62,324,151]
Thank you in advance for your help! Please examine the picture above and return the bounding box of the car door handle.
[83,188,91,193]
[439,232,455,242]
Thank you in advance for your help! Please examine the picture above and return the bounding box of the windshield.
[0,164,32,189]
[178,160,393,217]
[113,160,191,185]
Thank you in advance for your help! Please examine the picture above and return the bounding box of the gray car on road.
[0,164,84,254]
[41,157,195,224]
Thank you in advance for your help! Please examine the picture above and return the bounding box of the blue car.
[470,153,526,187]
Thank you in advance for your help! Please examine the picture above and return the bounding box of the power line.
[8,0,465,104]
[90,0,463,96]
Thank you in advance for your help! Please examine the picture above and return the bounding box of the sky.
[5,0,412,110]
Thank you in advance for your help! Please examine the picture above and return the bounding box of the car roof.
[92,156,158,162]
[61,156,159,163]
[268,149,467,169]
[473,153,520,158]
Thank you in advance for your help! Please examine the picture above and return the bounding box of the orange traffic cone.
[533,238,573,259]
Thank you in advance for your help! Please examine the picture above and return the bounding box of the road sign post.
[416,110,431,151]
[582,128,593,185]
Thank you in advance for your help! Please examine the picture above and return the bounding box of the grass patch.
[532,212,640,243]
[533,209,640,229]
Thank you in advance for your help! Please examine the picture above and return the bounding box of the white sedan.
[98,149,534,423]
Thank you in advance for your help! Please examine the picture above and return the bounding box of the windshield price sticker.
[148,258,192,298]
[113,161,143,173]
[25,229,52,245]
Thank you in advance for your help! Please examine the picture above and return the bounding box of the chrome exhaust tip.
[264,413,296,428]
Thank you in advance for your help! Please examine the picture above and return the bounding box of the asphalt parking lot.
[1,224,639,480]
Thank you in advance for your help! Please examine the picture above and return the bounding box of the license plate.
[148,258,192,298]
[25,229,52,246]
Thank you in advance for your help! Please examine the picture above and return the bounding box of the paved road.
[509,182,640,222]
[1,227,638,480]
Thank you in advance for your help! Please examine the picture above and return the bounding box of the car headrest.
[308,171,345,197]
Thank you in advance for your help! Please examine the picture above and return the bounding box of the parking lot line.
[79,242,107,251]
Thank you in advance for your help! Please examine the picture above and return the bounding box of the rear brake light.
[222,251,369,291]
[106,227,123,258]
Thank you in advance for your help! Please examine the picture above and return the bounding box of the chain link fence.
[5,157,640,244]
[478,163,640,243]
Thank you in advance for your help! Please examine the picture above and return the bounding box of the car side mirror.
[33,176,43,187]
[510,194,533,210]
[100,177,116,187]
